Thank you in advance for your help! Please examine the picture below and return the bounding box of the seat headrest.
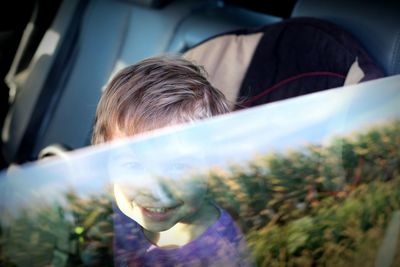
[185,17,384,109]
[292,0,400,76]
[119,0,171,8]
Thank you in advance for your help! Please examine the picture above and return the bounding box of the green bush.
[207,119,400,266]
[1,120,399,266]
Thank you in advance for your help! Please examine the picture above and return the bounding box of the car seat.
[182,0,400,109]
[0,0,282,165]
[183,17,385,109]
[291,0,400,77]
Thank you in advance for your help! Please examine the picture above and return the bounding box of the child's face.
[108,136,208,233]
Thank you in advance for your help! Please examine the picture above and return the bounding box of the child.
[92,55,253,266]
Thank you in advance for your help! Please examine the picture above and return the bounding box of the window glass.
[1,76,400,266]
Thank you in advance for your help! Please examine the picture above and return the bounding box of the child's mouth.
[144,207,169,213]
[139,205,180,221]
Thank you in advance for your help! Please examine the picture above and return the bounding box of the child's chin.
[139,217,176,232]
[142,223,173,233]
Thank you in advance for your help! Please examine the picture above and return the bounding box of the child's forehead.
[107,134,206,182]
[110,134,202,160]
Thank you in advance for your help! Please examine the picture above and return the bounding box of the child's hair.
[92,55,230,144]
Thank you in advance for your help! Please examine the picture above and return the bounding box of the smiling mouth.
[143,207,170,213]
[136,204,180,221]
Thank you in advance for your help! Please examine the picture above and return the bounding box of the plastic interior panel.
[1,0,80,163]
[31,0,133,157]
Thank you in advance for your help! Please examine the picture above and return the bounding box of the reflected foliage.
[1,120,399,266]
[207,119,400,266]
[0,190,114,267]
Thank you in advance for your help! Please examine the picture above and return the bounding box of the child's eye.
[121,161,145,172]
[167,162,193,175]
[170,162,187,171]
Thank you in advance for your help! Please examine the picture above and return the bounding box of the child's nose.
[150,181,174,203]
[140,178,177,205]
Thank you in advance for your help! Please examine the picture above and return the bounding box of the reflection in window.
[1,120,400,266]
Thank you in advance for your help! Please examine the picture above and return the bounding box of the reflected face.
[108,140,207,233]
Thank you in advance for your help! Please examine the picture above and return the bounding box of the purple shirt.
[113,204,254,266]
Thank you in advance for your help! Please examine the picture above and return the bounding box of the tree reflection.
[1,119,399,266]
[208,119,400,266]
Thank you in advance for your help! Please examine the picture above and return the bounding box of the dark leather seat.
[291,0,400,76]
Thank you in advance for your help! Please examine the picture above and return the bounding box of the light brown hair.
[92,55,230,144]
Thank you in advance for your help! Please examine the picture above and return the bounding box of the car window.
[1,75,399,266]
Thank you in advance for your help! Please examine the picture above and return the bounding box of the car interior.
[0,0,399,169]
[0,1,399,266]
